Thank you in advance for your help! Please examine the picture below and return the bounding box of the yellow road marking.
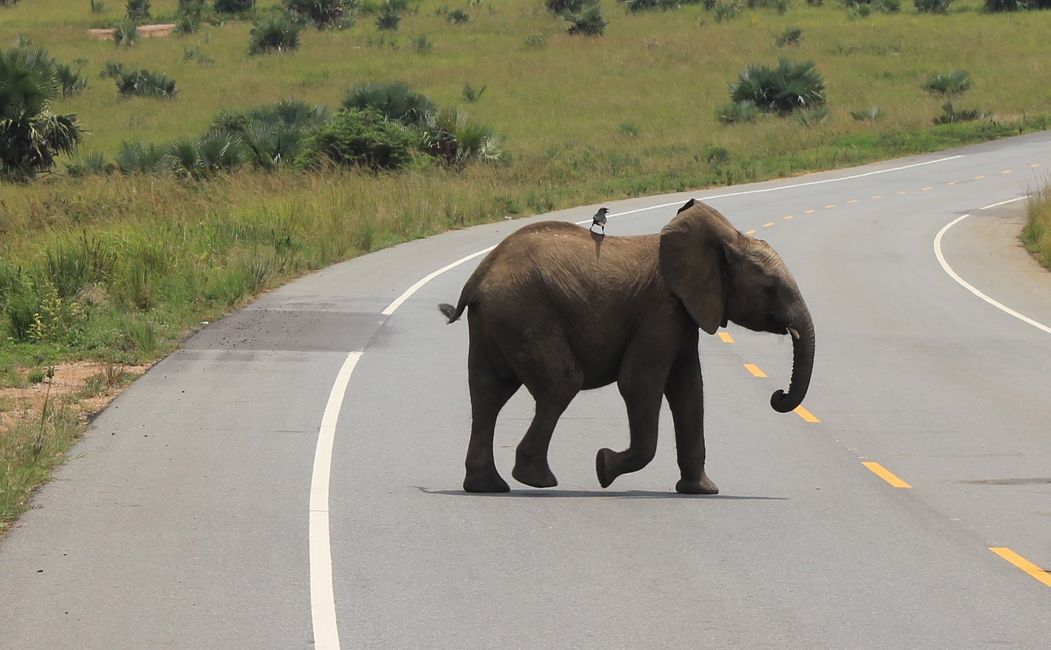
[743,363,767,378]
[763,222,775,228]
[783,215,795,220]
[862,461,911,488]
[794,406,820,423]
[897,190,909,195]
[805,209,816,214]
[922,186,933,191]
[847,199,858,204]
[1001,170,1013,175]
[975,175,985,180]
[718,332,734,344]
[872,195,882,199]
[947,181,957,186]
[746,229,757,236]
[989,548,1051,588]
[824,204,836,209]
[1029,163,1040,168]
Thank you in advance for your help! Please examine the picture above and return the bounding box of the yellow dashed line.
[743,364,767,378]
[794,406,820,423]
[847,199,859,204]
[783,215,795,221]
[763,222,775,228]
[1001,170,1013,175]
[1029,163,1040,168]
[718,332,734,344]
[871,195,882,200]
[824,204,836,209]
[922,186,933,191]
[805,209,816,214]
[989,547,1051,588]
[862,461,911,488]
[897,190,909,195]
[975,175,985,180]
[947,181,957,186]
[746,229,757,236]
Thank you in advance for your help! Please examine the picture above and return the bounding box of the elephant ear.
[659,201,739,334]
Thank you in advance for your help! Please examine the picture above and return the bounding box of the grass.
[3,0,1051,530]
[1022,181,1051,269]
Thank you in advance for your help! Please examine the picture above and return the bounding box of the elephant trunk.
[770,307,814,414]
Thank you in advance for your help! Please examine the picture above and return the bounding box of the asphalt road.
[2,132,1050,648]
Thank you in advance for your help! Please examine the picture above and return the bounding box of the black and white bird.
[590,207,609,235]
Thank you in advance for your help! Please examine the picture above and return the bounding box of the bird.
[590,207,609,235]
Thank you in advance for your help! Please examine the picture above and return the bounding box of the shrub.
[167,131,251,178]
[412,35,433,54]
[284,0,347,29]
[0,47,85,181]
[116,140,167,173]
[176,0,206,32]
[297,108,420,171]
[730,58,826,115]
[713,2,741,21]
[376,7,401,30]
[545,0,587,12]
[113,20,138,47]
[214,0,254,12]
[717,100,759,124]
[775,27,802,46]
[126,0,150,21]
[566,4,606,35]
[922,69,972,95]
[249,12,301,54]
[100,61,125,78]
[984,0,1023,9]
[342,82,436,126]
[446,8,469,23]
[462,82,487,103]
[623,0,683,10]
[116,69,177,98]
[91,0,105,12]
[420,107,502,166]
[850,106,882,121]
[933,102,983,125]
[914,0,951,11]
[705,145,732,165]
[66,152,115,177]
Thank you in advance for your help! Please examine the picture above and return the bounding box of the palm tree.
[0,48,85,181]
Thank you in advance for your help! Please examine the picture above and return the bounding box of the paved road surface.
[3,132,1051,648]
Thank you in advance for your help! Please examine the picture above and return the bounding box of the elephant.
[438,199,814,494]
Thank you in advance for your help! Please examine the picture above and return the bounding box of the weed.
[565,4,606,36]
[413,35,434,55]
[914,0,951,11]
[249,12,301,55]
[446,8,469,23]
[126,0,151,21]
[922,70,972,96]
[116,69,178,98]
[850,106,882,122]
[113,20,138,47]
[933,102,983,125]
[618,122,640,137]
[284,0,348,29]
[461,82,487,103]
[775,28,802,47]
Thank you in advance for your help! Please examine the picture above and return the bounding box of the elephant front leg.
[664,353,718,495]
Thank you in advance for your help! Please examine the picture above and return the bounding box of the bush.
[215,0,254,12]
[984,0,1023,9]
[420,107,502,166]
[730,58,826,115]
[116,69,177,98]
[126,0,150,20]
[175,0,206,33]
[462,82,487,103]
[100,61,125,78]
[850,106,882,121]
[914,0,951,11]
[297,108,420,171]
[545,0,587,12]
[113,20,138,47]
[249,12,301,54]
[712,2,741,21]
[775,27,802,46]
[284,0,347,29]
[933,102,983,125]
[446,8,469,23]
[922,69,972,95]
[212,99,330,169]
[566,4,606,35]
[0,47,85,181]
[376,7,401,30]
[167,131,251,178]
[66,152,115,177]
[116,141,167,173]
[717,100,759,124]
[342,82,436,126]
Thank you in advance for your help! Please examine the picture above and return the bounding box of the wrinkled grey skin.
[439,199,814,494]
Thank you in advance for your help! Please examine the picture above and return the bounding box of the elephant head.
[658,199,814,414]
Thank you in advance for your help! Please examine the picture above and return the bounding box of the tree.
[0,48,85,181]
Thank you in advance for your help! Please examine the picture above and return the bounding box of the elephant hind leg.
[464,361,521,494]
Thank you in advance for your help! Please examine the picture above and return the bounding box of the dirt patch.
[0,361,151,432]
[86,24,176,40]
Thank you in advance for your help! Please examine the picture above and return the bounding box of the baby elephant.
[439,199,814,494]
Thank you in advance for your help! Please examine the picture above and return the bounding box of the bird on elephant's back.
[439,199,814,495]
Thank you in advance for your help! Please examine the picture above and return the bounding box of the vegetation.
[115,68,177,97]
[284,0,348,29]
[249,10,301,54]
[922,70,973,96]
[1022,182,1051,270]
[914,0,952,12]
[4,0,1051,532]
[729,58,826,115]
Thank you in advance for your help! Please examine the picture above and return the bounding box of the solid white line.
[934,216,1051,336]
[980,196,1028,210]
[381,247,495,316]
[309,351,361,650]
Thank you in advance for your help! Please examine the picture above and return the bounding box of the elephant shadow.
[414,486,787,500]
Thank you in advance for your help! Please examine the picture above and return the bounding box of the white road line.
[980,196,1028,210]
[381,247,496,316]
[309,351,361,650]
[934,214,1051,337]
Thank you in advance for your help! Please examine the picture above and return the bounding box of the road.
[2,132,1050,648]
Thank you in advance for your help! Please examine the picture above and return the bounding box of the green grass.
[3,0,1051,531]
[1022,181,1051,269]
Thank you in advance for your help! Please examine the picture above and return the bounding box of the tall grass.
[1022,182,1051,270]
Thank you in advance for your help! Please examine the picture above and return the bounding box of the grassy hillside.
[2,0,1051,529]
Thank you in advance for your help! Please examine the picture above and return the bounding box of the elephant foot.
[512,458,558,488]
[596,448,617,488]
[675,473,719,495]
[463,468,510,493]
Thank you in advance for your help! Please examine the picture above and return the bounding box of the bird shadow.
[413,486,787,501]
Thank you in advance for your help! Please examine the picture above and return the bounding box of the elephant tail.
[438,301,465,323]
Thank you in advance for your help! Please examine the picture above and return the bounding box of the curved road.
[3,132,1051,648]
